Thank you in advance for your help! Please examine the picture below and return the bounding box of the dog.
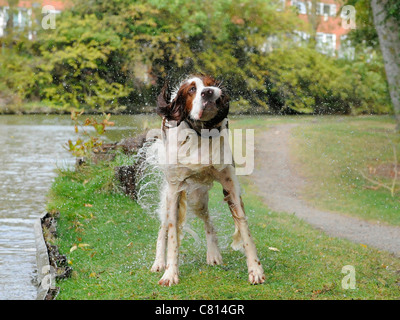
[150,74,265,286]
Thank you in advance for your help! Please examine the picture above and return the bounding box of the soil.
[252,124,400,257]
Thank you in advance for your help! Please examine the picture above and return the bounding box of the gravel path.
[252,123,400,257]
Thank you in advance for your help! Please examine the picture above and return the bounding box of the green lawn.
[47,131,400,299]
[289,116,400,226]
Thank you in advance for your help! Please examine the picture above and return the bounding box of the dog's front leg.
[158,186,182,286]
[151,221,167,272]
[215,166,265,285]
[151,187,168,272]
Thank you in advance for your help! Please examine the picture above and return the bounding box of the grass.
[47,141,400,299]
[289,116,400,226]
[0,101,66,114]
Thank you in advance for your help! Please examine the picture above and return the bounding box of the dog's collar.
[164,119,227,139]
[185,119,224,138]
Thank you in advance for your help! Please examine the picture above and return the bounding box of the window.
[316,32,336,55]
[291,0,307,14]
[291,2,337,17]
[323,4,330,15]
[316,3,323,15]
[330,4,337,16]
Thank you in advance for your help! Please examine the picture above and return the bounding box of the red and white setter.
[150,75,265,286]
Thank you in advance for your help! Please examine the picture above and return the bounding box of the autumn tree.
[370,0,400,131]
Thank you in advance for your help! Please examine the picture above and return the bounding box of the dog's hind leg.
[158,184,184,286]
[151,187,168,272]
[214,165,265,285]
[188,186,222,266]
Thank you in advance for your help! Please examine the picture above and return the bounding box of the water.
[133,139,165,216]
[0,114,155,300]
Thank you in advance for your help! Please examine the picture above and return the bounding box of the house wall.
[286,0,350,55]
[0,0,68,38]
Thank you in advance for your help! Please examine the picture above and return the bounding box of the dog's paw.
[150,261,165,272]
[207,249,223,266]
[248,264,265,285]
[158,268,179,286]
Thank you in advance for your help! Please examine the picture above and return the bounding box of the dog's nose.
[201,88,214,99]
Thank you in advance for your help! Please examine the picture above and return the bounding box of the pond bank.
[46,117,400,299]
[0,114,152,299]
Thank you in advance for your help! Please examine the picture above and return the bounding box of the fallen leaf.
[89,272,97,278]
[84,203,93,207]
[360,244,368,248]
[70,245,78,253]
[78,243,90,248]
[268,247,280,252]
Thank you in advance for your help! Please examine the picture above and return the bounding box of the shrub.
[263,47,391,114]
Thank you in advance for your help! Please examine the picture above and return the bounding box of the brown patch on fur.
[156,74,229,127]
[156,80,196,124]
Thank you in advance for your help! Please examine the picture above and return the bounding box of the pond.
[0,114,155,299]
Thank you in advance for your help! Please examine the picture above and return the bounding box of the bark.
[371,0,400,131]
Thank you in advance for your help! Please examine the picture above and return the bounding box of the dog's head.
[156,75,229,127]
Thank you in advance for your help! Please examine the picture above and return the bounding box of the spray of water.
[131,138,165,217]
[131,137,206,248]
[132,135,235,254]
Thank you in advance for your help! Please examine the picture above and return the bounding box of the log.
[115,165,138,200]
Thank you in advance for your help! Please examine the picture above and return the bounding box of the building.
[0,0,67,38]
[1,0,352,57]
[286,0,351,56]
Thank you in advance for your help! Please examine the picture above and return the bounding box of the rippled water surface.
[0,114,155,299]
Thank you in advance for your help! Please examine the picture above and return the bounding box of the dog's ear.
[156,81,187,124]
[156,81,170,111]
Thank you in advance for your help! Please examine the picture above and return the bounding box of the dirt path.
[252,123,400,257]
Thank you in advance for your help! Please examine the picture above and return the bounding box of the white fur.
[151,78,265,286]
[170,77,222,121]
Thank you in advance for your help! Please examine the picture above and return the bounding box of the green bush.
[263,46,391,115]
[0,0,393,115]
[34,12,129,112]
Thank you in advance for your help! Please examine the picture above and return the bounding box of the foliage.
[35,12,129,112]
[385,0,400,24]
[345,0,379,48]
[263,46,391,114]
[345,0,400,48]
[66,109,115,158]
[0,0,394,115]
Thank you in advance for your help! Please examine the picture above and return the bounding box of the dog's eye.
[189,86,196,93]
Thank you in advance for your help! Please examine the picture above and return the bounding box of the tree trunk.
[306,0,320,46]
[371,0,400,131]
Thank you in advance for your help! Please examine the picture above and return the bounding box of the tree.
[370,0,400,131]
[306,0,320,45]
[0,0,393,116]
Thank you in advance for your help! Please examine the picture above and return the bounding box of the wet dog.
[150,75,265,286]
